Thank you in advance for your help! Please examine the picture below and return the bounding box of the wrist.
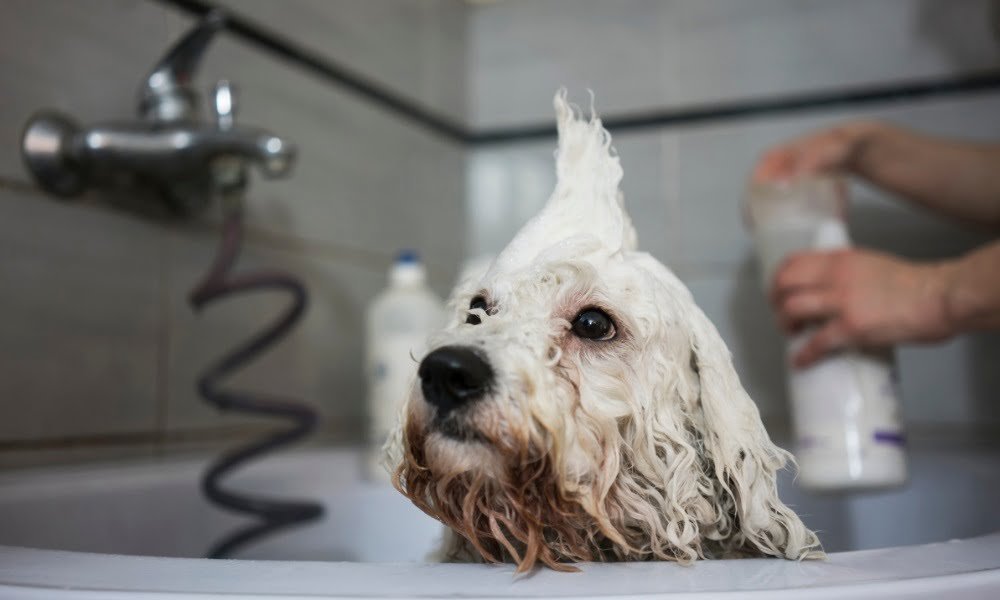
[926,260,963,337]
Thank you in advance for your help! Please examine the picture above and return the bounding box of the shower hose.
[188,210,325,559]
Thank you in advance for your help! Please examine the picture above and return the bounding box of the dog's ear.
[685,305,822,560]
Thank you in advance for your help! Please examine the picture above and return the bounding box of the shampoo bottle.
[745,176,907,491]
[364,251,444,482]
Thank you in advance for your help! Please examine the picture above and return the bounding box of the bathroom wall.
[465,0,1000,436]
[0,0,466,467]
[2,0,998,470]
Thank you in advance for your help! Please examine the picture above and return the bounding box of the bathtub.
[0,444,998,599]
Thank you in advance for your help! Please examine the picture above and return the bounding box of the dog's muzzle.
[418,345,493,417]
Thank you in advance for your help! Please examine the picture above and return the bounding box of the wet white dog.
[388,92,822,572]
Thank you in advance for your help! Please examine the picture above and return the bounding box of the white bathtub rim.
[1,531,998,598]
[1,570,999,600]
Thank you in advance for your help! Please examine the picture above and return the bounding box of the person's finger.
[777,313,810,335]
[777,290,839,332]
[793,133,852,176]
[770,251,838,304]
[792,320,850,368]
[752,148,797,183]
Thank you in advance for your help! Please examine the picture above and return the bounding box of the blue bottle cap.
[396,249,420,264]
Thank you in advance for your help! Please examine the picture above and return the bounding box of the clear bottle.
[745,176,907,492]
[364,251,444,482]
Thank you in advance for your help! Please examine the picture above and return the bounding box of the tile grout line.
[0,419,361,453]
[2,174,740,281]
[0,176,456,279]
[153,230,172,446]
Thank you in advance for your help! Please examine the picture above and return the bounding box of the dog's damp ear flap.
[686,307,822,560]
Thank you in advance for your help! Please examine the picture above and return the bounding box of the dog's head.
[389,91,820,571]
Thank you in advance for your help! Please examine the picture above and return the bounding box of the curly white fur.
[387,90,822,571]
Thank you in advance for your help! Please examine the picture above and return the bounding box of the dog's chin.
[431,413,488,444]
[422,430,502,478]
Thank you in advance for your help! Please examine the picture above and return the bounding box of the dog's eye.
[466,296,488,325]
[571,308,615,341]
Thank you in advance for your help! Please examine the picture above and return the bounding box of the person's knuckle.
[774,261,798,288]
[840,309,864,336]
[781,293,801,314]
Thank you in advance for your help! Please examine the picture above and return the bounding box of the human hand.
[771,248,955,368]
[752,121,881,184]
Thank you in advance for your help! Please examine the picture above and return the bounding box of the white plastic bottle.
[364,251,445,482]
[745,176,907,492]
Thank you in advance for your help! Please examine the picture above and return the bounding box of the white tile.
[898,333,1000,426]
[617,131,680,265]
[466,140,556,257]
[466,129,678,263]
[0,0,172,181]
[0,189,163,441]
[468,0,1000,129]
[163,228,388,434]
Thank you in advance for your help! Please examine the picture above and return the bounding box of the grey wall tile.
[469,0,667,129]
[0,0,468,466]
[216,0,466,121]
[0,0,172,181]
[162,227,391,434]
[469,0,1000,128]
[0,189,163,441]
[161,12,467,275]
[0,443,159,471]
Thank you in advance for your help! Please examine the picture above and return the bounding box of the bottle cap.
[390,250,426,286]
[744,175,847,232]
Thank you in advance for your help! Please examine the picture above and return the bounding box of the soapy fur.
[387,90,822,571]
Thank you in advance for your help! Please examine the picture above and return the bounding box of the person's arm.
[941,239,1000,333]
[773,240,1000,368]
[754,121,1000,230]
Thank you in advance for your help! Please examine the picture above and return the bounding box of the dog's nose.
[419,345,493,415]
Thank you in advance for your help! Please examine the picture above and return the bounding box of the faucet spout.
[74,123,296,179]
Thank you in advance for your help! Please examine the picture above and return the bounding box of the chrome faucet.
[21,12,296,215]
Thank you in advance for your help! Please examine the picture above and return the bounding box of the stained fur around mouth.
[396,414,620,573]
[432,411,489,444]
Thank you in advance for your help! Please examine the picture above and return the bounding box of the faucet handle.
[139,10,226,122]
[213,80,237,131]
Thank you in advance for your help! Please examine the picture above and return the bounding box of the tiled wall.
[3,0,998,469]
[465,0,1000,432]
[0,0,466,467]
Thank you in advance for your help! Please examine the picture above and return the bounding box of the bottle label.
[787,334,905,461]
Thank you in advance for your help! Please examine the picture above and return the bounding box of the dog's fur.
[387,91,822,572]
